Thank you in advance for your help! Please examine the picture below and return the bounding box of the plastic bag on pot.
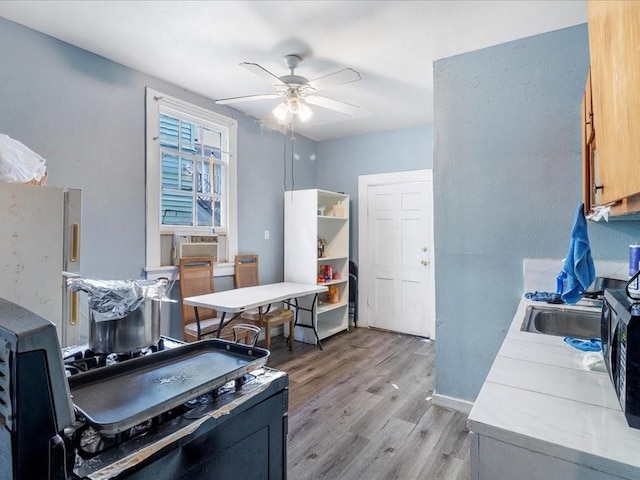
[67,278,174,322]
[0,134,47,184]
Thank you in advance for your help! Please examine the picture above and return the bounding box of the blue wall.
[237,124,317,284]
[433,24,640,402]
[0,16,317,287]
[317,126,433,259]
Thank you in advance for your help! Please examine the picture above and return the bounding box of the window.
[145,88,237,274]
[158,113,224,229]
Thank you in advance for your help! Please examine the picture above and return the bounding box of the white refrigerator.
[0,182,82,347]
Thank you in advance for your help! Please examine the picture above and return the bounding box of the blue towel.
[560,203,596,304]
[524,291,563,304]
[563,337,602,352]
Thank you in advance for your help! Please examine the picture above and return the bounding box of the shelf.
[285,188,350,346]
[318,324,350,340]
[318,189,347,198]
[317,302,347,314]
[317,278,347,286]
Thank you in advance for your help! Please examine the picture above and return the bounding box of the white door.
[359,171,434,338]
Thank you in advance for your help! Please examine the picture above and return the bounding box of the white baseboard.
[432,392,474,415]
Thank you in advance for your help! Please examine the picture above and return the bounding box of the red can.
[325,265,333,279]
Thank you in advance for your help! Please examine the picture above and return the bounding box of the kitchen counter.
[468,298,640,479]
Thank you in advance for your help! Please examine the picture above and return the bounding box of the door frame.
[357,169,435,339]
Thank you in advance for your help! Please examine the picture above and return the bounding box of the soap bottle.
[556,271,567,294]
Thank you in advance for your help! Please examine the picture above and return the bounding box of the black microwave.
[601,288,640,429]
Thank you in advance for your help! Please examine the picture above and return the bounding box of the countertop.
[468,298,640,479]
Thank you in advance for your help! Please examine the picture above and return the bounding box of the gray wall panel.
[433,24,640,402]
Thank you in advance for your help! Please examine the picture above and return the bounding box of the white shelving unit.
[284,189,349,346]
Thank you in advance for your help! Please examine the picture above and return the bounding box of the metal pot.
[89,298,161,354]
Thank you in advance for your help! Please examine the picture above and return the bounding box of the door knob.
[421,260,430,266]
[422,247,428,252]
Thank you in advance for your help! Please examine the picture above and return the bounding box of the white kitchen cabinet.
[470,433,625,480]
[284,189,349,345]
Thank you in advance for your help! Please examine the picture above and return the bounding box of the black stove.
[0,298,289,480]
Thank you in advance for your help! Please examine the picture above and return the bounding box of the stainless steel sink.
[521,305,601,339]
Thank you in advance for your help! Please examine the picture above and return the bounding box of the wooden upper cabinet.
[587,0,640,215]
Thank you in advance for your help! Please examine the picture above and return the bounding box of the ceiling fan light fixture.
[286,93,314,121]
[297,102,313,122]
[287,94,301,114]
[272,102,290,122]
[273,94,313,123]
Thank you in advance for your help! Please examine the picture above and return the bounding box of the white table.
[184,282,328,348]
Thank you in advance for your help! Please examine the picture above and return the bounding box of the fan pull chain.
[290,121,295,192]
[283,130,287,192]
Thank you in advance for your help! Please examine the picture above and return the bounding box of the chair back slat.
[179,256,216,328]
[234,254,259,288]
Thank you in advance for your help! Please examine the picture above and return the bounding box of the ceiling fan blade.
[305,68,361,93]
[305,95,359,115]
[215,93,281,105]
[241,62,288,88]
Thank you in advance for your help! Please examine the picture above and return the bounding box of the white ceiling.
[0,1,586,141]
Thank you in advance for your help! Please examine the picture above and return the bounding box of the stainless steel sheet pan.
[67,339,269,435]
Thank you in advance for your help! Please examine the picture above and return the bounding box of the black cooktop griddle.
[68,339,269,435]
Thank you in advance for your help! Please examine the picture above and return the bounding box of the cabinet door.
[474,434,631,480]
[588,1,640,206]
[585,67,594,145]
[582,68,601,214]
[582,86,592,212]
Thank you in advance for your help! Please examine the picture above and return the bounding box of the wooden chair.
[234,254,271,324]
[234,254,295,351]
[235,254,260,290]
[179,256,253,344]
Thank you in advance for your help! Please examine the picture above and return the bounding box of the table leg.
[215,312,227,338]
[194,306,202,340]
[310,294,322,349]
[292,294,323,350]
[283,300,293,351]
[215,312,242,338]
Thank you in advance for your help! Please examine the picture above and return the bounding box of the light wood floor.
[266,327,470,480]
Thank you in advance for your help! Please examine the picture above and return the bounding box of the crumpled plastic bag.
[586,205,610,222]
[67,278,175,322]
[0,134,47,183]
[573,351,607,373]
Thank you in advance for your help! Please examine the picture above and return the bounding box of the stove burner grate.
[63,338,176,376]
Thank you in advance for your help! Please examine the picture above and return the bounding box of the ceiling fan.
[215,54,361,124]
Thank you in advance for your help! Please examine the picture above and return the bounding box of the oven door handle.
[49,434,68,480]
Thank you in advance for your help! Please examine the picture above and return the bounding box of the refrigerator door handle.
[70,223,80,263]
[62,272,82,347]
[70,291,80,326]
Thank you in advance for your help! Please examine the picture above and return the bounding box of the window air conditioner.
[172,234,218,265]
